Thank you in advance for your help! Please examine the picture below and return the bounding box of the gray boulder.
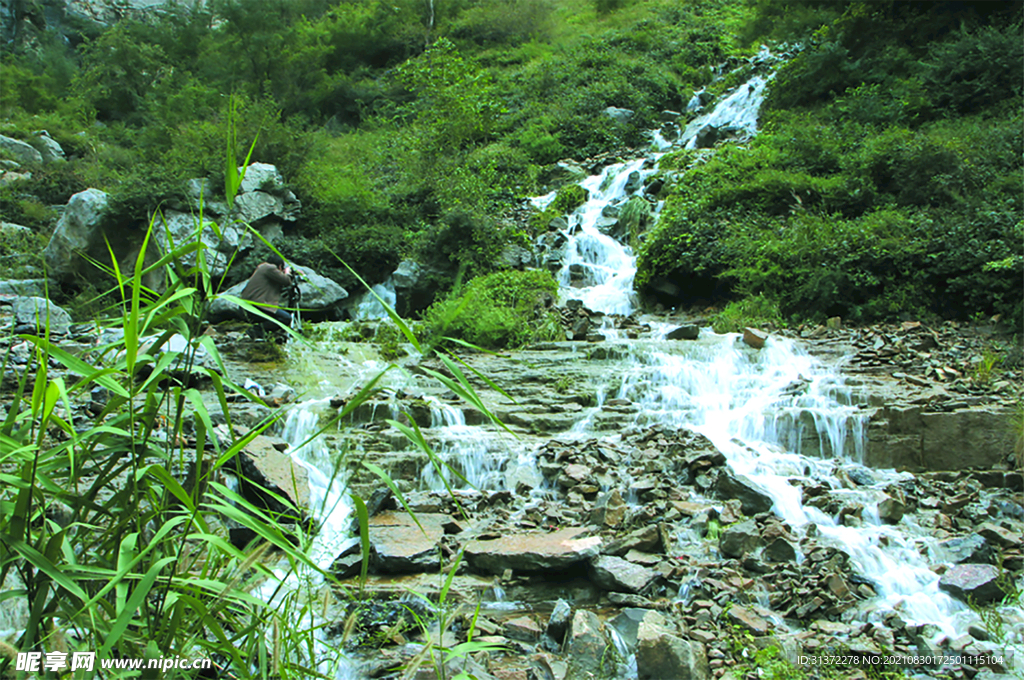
[566,610,606,677]
[13,297,72,334]
[718,518,761,558]
[0,134,43,165]
[208,265,348,321]
[391,260,438,316]
[33,131,66,164]
[44,188,110,279]
[0,279,58,298]
[156,210,250,277]
[604,107,634,125]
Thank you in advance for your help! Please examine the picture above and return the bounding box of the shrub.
[425,269,560,348]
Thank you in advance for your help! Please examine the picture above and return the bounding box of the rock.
[590,489,627,528]
[938,564,1007,605]
[538,160,587,191]
[239,162,285,194]
[232,191,288,224]
[44,188,110,280]
[763,536,797,562]
[604,107,634,125]
[546,599,572,644]
[368,512,447,574]
[290,265,349,316]
[13,297,72,334]
[726,605,771,636]
[0,134,43,165]
[231,433,310,523]
[742,327,768,349]
[976,522,1023,548]
[156,209,251,277]
[719,519,761,558]
[465,527,602,574]
[715,469,775,516]
[504,616,543,642]
[603,524,661,556]
[33,131,65,164]
[667,325,700,340]
[588,555,659,594]
[391,260,438,316]
[636,610,710,680]
[877,496,906,524]
[209,265,348,321]
[566,610,606,676]
[607,608,648,649]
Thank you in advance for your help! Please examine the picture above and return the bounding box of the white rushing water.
[528,70,1017,647]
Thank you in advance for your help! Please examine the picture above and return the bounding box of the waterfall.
[250,401,360,680]
[349,279,397,321]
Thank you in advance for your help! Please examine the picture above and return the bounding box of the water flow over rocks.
[237,63,1023,680]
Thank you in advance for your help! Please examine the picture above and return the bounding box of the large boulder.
[715,469,775,516]
[44,188,111,279]
[229,433,310,524]
[33,131,66,164]
[208,264,348,322]
[391,260,439,317]
[12,297,72,334]
[368,512,447,574]
[155,210,250,277]
[0,134,43,165]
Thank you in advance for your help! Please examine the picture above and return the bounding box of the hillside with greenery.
[1,0,1021,329]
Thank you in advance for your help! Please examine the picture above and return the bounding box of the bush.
[425,269,561,348]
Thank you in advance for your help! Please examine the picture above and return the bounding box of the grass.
[0,192,510,677]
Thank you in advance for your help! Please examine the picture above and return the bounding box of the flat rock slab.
[589,555,659,594]
[233,433,310,522]
[465,527,602,574]
[369,512,448,574]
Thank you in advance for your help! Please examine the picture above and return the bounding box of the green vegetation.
[0,0,1020,327]
[637,1,1023,328]
[426,269,561,348]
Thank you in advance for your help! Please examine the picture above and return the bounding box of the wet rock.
[976,522,1022,548]
[590,489,627,528]
[636,610,710,680]
[465,527,601,574]
[763,537,797,562]
[938,564,1007,605]
[667,325,700,340]
[504,615,543,642]
[231,433,310,523]
[607,608,648,649]
[588,555,659,594]
[547,599,572,644]
[566,610,606,676]
[719,519,761,558]
[877,496,906,524]
[368,512,447,574]
[743,327,768,349]
[44,188,111,280]
[715,470,774,516]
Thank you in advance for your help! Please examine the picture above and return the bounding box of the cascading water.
[523,64,1020,653]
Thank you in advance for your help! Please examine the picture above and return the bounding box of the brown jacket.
[240,263,292,309]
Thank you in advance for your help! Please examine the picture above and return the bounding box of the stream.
[261,56,1023,679]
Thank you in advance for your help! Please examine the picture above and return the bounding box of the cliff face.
[1,0,193,51]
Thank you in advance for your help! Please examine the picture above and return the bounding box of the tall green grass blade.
[99,556,177,658]
[351,493,370,594]
[361,461,423,533]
